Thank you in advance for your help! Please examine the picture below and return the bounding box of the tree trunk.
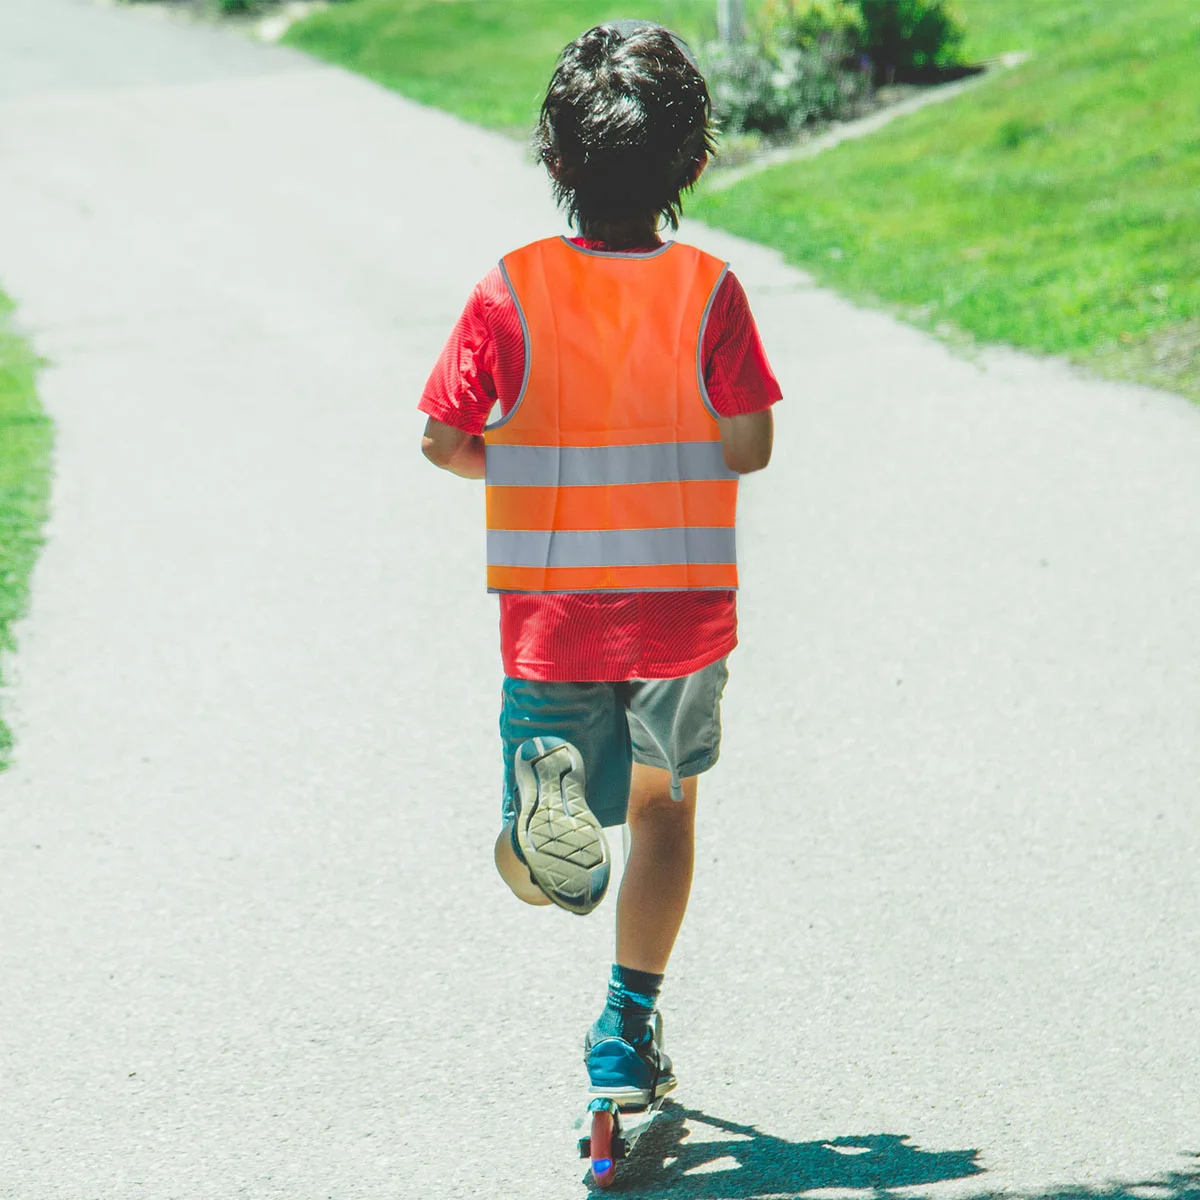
[717,0,745,44]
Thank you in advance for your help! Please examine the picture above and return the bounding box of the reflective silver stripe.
[485,441,735,488]
[487,527,736,569]
[696,264,730,421]
[483,259,531,432]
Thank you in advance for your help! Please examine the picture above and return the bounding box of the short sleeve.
[701,270,783,417]
[419,271,501,436]
[419,267,529,435]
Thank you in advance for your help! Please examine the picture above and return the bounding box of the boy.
[419,20,779,1107]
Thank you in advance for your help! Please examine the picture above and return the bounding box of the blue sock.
[591,964,663,1047]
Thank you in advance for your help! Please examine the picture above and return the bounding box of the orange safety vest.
[484,237,738,594]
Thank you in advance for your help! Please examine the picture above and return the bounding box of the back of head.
[535,21,715,242]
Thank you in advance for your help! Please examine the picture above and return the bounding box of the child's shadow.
[586,1101,984,1198]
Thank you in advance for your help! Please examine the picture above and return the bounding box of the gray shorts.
[499,656,730,828]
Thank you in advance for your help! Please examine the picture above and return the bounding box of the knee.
[627,788,696,837]
[629,766,698,814]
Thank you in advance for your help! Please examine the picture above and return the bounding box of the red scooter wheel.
[589,1107,618,1188]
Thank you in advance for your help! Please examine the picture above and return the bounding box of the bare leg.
[615,764,699,973]
[494,824,553,907]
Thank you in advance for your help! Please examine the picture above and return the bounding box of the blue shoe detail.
[585,1032,677,1109]
[588,1039,654,1093]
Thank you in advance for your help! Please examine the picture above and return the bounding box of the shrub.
[703,5,869,139]
[856,0,965,76]
[702,0,968,140]
[763,0,865,55]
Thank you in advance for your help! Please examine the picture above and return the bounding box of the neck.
[578,218,661,250]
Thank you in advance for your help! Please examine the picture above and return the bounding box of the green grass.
[0,291,52,769]
[287,0,1200,398]
[694,0,1200,398]
[285,0,714,135]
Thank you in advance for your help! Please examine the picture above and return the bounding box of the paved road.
[1,2,1198,1197]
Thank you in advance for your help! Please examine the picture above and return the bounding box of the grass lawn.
[287,0,1200,399]
[285,0,715,136]
[0,291,52,769]
[695,0,1200,399]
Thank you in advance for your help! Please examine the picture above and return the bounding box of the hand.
[421,417,486,479]
[717,410,773,474]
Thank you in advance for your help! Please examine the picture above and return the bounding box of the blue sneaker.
[513,737,610,916]
[585,1014,677,1110]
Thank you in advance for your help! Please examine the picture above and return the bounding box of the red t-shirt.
[420,238,781,681]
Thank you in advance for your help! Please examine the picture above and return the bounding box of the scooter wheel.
[589,1107,618,1188]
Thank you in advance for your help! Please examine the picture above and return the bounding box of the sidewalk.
[1,2,1198,1197]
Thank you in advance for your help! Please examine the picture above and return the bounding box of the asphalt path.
[1,2,1198,1197]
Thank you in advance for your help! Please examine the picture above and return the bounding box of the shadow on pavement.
[585,1102,1200,1200]
[584,1102,982,1196]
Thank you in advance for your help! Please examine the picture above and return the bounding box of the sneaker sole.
[514,738,610,916]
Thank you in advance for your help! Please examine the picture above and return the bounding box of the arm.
[718,410,773,474]
[421,417,486,480]
[418,273,511,479]
[703,270,781,475]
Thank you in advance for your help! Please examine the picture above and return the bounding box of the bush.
[856,0,965,76]
[763,0,865,55]
[703,5,869,138]
[702,0,967,139]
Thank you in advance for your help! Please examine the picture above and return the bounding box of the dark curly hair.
[534,21,716,240]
